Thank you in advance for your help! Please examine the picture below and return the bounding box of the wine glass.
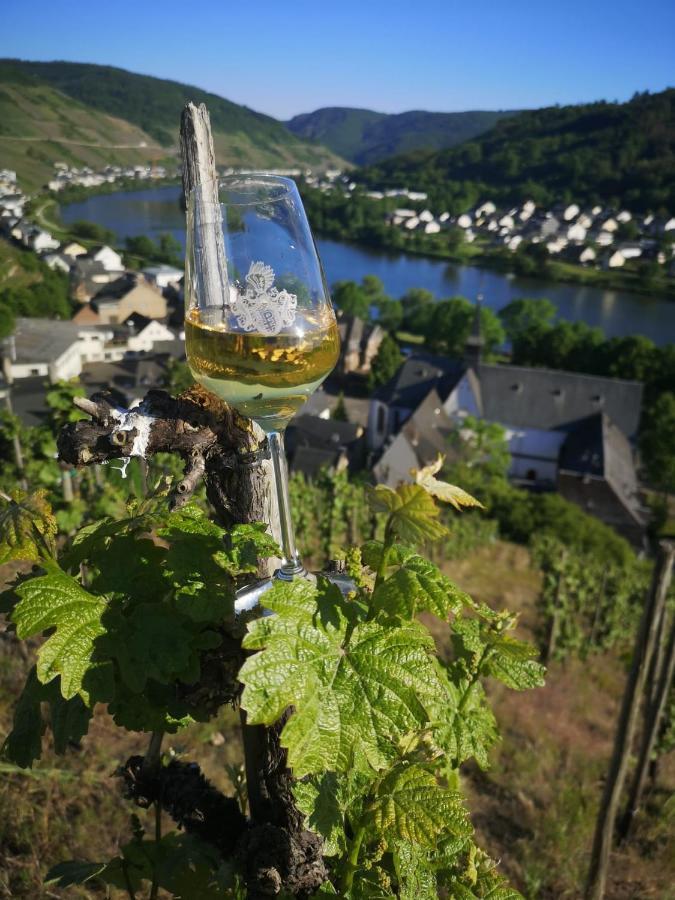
[184,175,340,584]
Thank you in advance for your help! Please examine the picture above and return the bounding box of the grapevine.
[0,393,545,898]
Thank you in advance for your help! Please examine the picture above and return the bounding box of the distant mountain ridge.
[286,106,519,165]
[0,59,345,189]
[357,90,675,212]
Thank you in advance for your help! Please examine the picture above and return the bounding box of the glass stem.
[268,431,305,579]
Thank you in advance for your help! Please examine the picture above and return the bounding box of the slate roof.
[286,414,364,476]
[375,354,465,410]
[558,412,644,525]
[478,363,643,439]
[6,376,50,427]
[11,317,81,364]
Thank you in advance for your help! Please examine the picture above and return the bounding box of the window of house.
[526,468,537,481]
[31,368,40,375]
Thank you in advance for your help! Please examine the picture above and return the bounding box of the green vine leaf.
[12,570,107,701]
[0,489,57,563]
[368,544,470,619]
[1,668,91,768]
[100,603,221,693]
[240,579,443,776]
[366,484,449,544]
[367,764,471,848]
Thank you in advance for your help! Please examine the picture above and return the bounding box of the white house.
[546,237,568,255]
[595,230,615,247]
[664,218,675,233]
[577,213,594,229]
[142,265,184,290]
[566,223,587,242]
[126,318,176,353]
[601,217,619,233]
[439,212,451,223]
[418,210,434,223]
[28,229,60,253]
[62,241,88,259]
[617,242,642,260]
[506,235,523,251]
[563,204,580,221]
[617,210,632,224]
[42,253,72,274]
[404,216,420,230]
[498,214,515,230]
[424,221,441,235]
[475,201,496,218]
[604,250,626,269]
[90,245,124,272]
[579,246,596,264]
[518,200,536,221]
[457,213,472,229]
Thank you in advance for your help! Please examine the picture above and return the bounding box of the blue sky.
[2,0,673,119]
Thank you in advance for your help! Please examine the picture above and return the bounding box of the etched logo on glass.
[231,262,298,335]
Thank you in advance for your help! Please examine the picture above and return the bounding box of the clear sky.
[2,0,673,119]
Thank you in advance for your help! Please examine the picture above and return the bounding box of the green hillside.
[286,106,517,165]
[357,90,675,212]
[0,59,345,190]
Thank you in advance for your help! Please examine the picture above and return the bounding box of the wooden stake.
[618,606,675,840]
[584,540,675,900]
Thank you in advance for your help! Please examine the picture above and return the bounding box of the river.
[61,185,675,345]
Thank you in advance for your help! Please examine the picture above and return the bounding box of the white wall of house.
[127,320,175,352]
[505,426,567,485]
[93,246,124,271]
[443,375,481,419]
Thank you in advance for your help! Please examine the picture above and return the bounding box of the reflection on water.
[61,185,675,346]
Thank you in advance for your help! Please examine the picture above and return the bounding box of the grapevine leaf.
[89,534,167,598]
[45,861,107,887]
[365,484,449,544]
[394,842,438,900]
[12,571,107,701]
[372,553,469,619]
[484,634,546,691]
[293,773,346,856]
[294,770,369,856]
[413,456,484,510]
[101,603,221,693]
[1,668,45,767]
[241,578,443,775]
[366,764,471,848]
[2,668,92,768]
[108,680,197,733]
[0,489,56,563]
[217,522,281,574]
[435,678,499,770]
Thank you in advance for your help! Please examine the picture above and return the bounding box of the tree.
[332,391,349,422]
[640,392,675,492]
[499,297,557,349]
[331,280,370,320]
[425,297,504,358]
[0,303,15,339]
[369,333,403,389]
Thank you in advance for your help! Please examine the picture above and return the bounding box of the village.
[0,163,656,552]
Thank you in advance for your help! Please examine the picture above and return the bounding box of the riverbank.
[310,222,675,302]
[299,185,675,302]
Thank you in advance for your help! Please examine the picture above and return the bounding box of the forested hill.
[286,106,517,165]
[357,90,675,212]
[0,59,345,189]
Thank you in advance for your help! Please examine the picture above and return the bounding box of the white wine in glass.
[184,175,340,581]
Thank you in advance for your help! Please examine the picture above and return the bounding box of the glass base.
[234,569,355,615]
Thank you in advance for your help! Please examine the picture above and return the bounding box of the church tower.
[464,294,485,370]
